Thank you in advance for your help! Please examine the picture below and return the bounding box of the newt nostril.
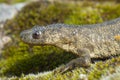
[20,30,28,39]
[20,32,24,39]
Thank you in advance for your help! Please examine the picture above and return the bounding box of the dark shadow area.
[2,46,77,76]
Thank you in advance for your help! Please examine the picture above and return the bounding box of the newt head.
[20,25,47,45]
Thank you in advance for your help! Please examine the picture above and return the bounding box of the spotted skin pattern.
[20,17,120,72]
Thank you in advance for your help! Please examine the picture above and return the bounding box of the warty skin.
[20,17,120,72]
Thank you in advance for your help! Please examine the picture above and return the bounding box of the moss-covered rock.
[4,1,73,35]
[0,0,27,4]
[1,0,120,79]
[1,1,77,76]
[0,42,77,76]
[1,56,120,80]
[64,1,120,24]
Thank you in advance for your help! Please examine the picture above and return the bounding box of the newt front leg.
[59,48,91,73]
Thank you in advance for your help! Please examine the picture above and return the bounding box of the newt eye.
[32,31,41,39]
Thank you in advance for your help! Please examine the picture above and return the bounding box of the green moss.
[1,1,77,77]
[1,56,120,80]
[0,42,77,76]
[64,2,120,25]
[1,1,120,79]
[0,0,28,4]
[4,1,73,35]
[64,6,103,24]
[4,1,120,35]
[88,57,120,80]
[96,2,120,20]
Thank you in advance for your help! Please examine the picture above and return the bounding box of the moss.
[1,56,120,80]
[0,0,27,4]
[100,66,120,80]
[64,6,103,25]
[0,42,77,76]
[87,57,120,80]
[4,1,73,35]
[1,0,120,79]
[1,1,77,76]
[96,2,120,20]
[64,1,120,25]
[5,1,120,35]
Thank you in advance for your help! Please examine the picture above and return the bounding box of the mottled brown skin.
[20,17,120,72]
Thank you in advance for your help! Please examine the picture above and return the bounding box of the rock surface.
[0,3,26,22]
[0,3,26,54]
